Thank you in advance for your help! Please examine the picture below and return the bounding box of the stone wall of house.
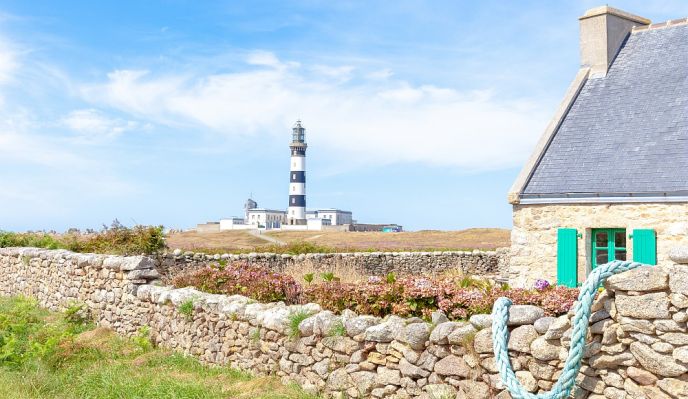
[510,203,688,288]
[155,249,511,283]
[2,246,688,399]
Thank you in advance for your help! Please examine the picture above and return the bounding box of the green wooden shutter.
[633,229,656,265]
[557,228,578,287]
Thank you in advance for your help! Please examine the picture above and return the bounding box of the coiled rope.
[492,260,646,399]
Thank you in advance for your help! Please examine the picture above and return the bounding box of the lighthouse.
[288,120,307,225]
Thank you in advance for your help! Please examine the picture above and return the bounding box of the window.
[292,173,296,179]
[291,198,295,204]
[592,228,626,269]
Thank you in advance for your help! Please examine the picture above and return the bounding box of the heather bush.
[173,262,579,321]
[303,276,578,320]
[171,263,302,304]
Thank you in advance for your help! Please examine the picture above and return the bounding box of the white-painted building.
[306,209,353,226]
[246,208,287,229]
[219,217,252,230]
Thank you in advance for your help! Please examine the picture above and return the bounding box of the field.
[0,296,315,399]
[165,230,271,252]
[266,228,510,251]
[166,228,510,253]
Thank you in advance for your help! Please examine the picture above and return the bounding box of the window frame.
[591,228,627,269]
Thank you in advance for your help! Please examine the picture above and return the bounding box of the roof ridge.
[632,17,688,33]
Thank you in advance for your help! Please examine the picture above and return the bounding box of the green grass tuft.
[327,320,346,337]
[178,299,195,320]
[286,310,311,339]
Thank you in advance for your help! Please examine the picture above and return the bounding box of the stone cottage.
[508,6,688,287]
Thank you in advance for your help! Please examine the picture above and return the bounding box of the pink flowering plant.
[171,262,302,303]
[173,262,579,321]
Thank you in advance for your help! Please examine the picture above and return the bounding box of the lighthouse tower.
[288,120,307,225]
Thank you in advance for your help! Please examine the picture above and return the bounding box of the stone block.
[615,292,669,319]
[629,342,687,377]
[605,266,668,291]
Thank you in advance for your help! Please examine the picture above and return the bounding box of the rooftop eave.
[519,192,688,205]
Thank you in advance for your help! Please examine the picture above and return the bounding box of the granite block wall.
[2,246,688,399]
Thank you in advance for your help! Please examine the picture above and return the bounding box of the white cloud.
[61,108,142,142]
[0,38,17,84]
[82,51,549,170]
[0,36,19,108]
[366,68,393,80]
[310,65,355,82]
[246,50,284,68]
[0,116,139,224]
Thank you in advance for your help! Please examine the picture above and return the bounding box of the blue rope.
[491,260,646,399]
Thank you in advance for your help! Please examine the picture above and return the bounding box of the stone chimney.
[579,6,650,76]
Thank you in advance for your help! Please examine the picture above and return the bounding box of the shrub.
[133,326,153,352]
[73,221,166,255]
[171,262,302,304]
[0,221,166,255]
[302,276,578,320]
[0,232,62,250]
[174,263,579,321]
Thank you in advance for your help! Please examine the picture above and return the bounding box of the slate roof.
[522,24,688,199]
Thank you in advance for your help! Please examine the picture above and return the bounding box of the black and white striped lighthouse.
[288,120,307,225]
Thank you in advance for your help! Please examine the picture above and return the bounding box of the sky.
[1,1,687,232]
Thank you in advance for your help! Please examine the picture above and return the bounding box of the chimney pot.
[579,6,650,76]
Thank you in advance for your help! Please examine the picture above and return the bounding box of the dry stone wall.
[156,248,511,282]
[2,246,688,398]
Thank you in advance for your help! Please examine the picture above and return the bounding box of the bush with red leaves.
[171,262,302,304]
[172,262,579,321]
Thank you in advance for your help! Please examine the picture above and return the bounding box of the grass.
[286,310,311,339]
[178,299,195,320]
[266,228,510,251]
[0,296,318,399]
[327,321,346,337]
[166,228,510,254]
[164,230,270,252]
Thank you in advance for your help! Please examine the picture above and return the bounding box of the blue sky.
[1,1,687,232]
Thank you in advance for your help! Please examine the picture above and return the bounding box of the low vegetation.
[173,262,579,320]
[0,296,316,399]
[165,228,511,254]
[0,220,166,255]
[266,228,511,251]
[287,310,311,339]
[172,262,302,303]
